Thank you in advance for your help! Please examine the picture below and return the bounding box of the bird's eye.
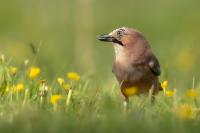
[117,30,122,36]
[116,29,125,37]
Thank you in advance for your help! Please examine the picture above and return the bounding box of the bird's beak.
[97,34,124,46]
[97,34,115,42]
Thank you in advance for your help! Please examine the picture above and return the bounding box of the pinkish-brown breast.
[112,59,159,96]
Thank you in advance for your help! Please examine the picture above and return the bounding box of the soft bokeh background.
[0,0,200,88]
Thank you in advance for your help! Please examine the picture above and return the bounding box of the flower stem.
[66,89,72,110]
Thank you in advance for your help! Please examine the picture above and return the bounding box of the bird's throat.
[114,44,126,62]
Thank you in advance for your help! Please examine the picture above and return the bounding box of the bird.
[97,27,161,111]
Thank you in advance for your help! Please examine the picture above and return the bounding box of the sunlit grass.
[0,55,200,132]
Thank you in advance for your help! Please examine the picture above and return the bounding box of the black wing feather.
[148,57,161,76]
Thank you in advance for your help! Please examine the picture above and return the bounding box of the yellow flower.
[28,67,41,79]
[0,55,5,63]
[57,78,65,85]
[175,104,196,120]
[63,83,71,91]
[50,94,63,105]
[5,86,10,93]
[24,59,29,66]
[165,90,175,97]
[9,66,17,76]
[67,72,80,81]
[122,86,138,96]
[39,79,46,85]
[161,80,168,89]
[186,89,198,98]
[14,83,24,92]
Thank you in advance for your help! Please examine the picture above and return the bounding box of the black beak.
[97,34,115,42]
[97,34,124,46]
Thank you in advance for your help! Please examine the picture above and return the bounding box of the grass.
[0,55,200,133]
[0,1,200,132]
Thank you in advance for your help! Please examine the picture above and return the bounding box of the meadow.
[0,0,200,132]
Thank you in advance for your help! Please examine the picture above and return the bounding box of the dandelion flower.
[24,59,29,66]
[14,83,24,92]
[63,83,71,91]
[175,104,196,120]
[122,86,138,96]
[161,80,168,89]
[28,67,41,79]
[67,72,80,81]
[186,89,198,98]
[161,80,168,95]
[9,66,17,76]
[39,79,46,85]
[5,86,10,93]
[50,94,63,105]
[0,55,5,62]
[57,78,65,85]
[166,90,175,97]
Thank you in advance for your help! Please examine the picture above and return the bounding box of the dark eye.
[117,30,123,37]
[117,30,122,36]
[116,29,125,37]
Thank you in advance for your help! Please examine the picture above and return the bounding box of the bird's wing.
[148,56,161,76]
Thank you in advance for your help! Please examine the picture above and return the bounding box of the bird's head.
[97,27,147,47]
[97,27,149,61]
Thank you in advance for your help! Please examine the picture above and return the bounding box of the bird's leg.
[151,94,156,103]
[148,86,154,102]
[123,96,129,114]
[149,84,157,103]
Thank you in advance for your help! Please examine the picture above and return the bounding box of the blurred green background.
[0,0,200,88]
